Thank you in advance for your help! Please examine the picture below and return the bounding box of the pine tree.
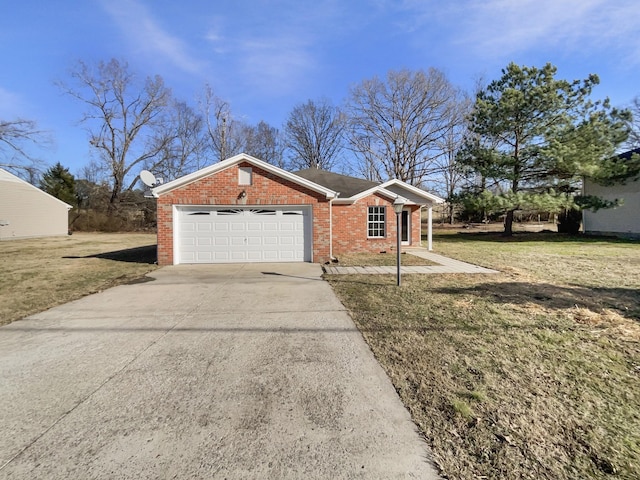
[459,63,631,235]
[40,162,77,206]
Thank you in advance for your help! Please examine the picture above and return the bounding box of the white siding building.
[583,177,640,239]
[0,168,72,240]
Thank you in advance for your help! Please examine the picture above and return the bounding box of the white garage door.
[176,206,311,264]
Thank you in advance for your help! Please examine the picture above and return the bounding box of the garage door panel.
[181,238,196,247]
[196,252,212,262]
[280,222,295,231]
[230,251,247,261]
[230,236,246,246]
[279,236,295,246]
[181,252,195,262]
[177,206,310,264]
[247,251,263,260]
[247,237,261,246]
[196,237,212,246]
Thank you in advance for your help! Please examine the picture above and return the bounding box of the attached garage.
[176,206,312,264]
[153,153,443,266]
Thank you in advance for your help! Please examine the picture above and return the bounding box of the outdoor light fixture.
[393,197,406,287]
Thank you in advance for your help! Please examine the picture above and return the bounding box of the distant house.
[0,168,73,240]
[152,153,444,265]
[583,148,640,239]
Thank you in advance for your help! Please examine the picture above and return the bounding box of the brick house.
[152,154,444,265]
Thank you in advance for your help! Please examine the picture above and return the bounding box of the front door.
[401,209,410,244]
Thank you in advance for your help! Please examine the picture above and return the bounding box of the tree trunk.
[503,209,515,236]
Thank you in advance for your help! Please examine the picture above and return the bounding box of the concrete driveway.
[0,263,440,479]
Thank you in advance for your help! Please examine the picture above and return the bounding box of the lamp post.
[393,197,406,287]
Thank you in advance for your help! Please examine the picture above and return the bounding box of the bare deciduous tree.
[346,68,459,185]
[625,96,640,149]
[244,120,285,168]
[202,84,246,162]
[0,118,49,181]
[425,90,473,223]
[152,100,207,181]
[59,59,173,208]
[284,99,345,171]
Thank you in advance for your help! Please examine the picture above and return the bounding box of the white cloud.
[201,1,357,96]
[99,0,204,74]
[234,35,317,95]
[391,0,640,64]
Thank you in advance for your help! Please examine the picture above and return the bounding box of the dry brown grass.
[0,233,157,326]
[327,232,640,480]
[334,251,437,267]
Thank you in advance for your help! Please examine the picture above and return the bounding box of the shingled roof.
[293,169,379,198]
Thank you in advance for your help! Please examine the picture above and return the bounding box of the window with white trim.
[367,206,386,238]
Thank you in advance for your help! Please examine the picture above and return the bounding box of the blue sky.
[2,0,640,177]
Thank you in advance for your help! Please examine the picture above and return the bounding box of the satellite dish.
[139,170,156,187]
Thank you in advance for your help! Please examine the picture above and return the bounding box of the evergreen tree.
[40,162,77,206]
[459,63,631,235]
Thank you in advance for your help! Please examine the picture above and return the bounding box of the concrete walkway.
[0,263,441,479]
[323,248,499,275]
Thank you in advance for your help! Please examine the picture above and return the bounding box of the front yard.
[327,232,640,479]
[3,230,639,478]
[0,233,157,326]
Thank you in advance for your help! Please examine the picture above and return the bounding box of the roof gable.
[0,168,73,209]
[153,153,337,198]
[294,168,444,204]
[378,179,445,204]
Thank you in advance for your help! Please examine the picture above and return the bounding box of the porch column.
[427,206,433,251]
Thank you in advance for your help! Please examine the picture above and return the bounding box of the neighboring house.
[583,148,640,239]
[152,153,444,265]
[0,168,72,241]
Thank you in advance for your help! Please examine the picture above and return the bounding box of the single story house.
[583,148,640,239]
[0,168,72,240]
[152,153,444,265]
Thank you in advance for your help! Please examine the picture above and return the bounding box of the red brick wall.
[332,195,422,257]
[411,204,422,246]
[156,163,330,265]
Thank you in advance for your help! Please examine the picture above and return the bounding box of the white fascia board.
[345,185,396,202]
[152,153,337,199]
[334,185,416,204]
[378,179,445,204]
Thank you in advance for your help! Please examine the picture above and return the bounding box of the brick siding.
[332,195,421,258]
